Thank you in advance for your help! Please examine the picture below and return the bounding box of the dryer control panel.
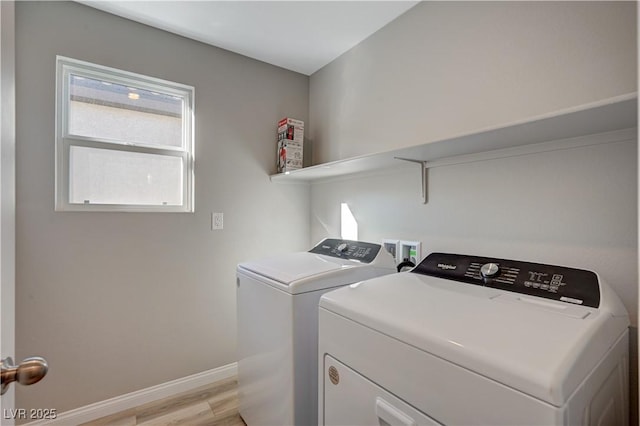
[412,253,600,308]
[309,239,381,263]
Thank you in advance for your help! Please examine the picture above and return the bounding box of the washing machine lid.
[238,251,354,285]
[319,253,629,406]
[237,239,396,294]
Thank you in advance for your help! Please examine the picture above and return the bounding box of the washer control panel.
[412,253,600,308]
[309,239,381,263]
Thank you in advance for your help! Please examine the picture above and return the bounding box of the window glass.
[69,146,183,206]
[68,75,184,148]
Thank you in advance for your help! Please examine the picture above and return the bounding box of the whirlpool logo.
[437,263,457,270]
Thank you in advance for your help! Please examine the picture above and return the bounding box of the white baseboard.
[26,362,237,426]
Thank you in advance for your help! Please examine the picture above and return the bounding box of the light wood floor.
[81,377,245,426]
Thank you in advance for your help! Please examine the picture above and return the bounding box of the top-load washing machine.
[236,238,396,426]
[319,252,630,425]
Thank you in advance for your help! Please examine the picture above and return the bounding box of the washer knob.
[480,263,500,278]
[336,243,349,252]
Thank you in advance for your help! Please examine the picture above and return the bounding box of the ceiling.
[79,1,419,75]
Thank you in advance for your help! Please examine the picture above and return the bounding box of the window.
[55,56,194,212]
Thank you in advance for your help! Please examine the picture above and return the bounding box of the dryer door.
[323,355,441,426]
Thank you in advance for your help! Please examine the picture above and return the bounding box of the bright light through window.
[340,203,358,241]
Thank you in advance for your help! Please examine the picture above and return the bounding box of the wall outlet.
[211,212,223,230]
[382,239,400,262]
[400,240,422,265]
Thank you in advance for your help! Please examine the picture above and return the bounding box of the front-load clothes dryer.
[237,238,396,426]
[319,252,630,426]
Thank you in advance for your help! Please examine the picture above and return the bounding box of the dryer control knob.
[480,263,500,278]
[336,243,349,252]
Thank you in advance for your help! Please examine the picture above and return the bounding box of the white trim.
[0,1,17,424]
[26,363,237,426]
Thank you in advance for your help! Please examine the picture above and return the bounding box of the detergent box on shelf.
[277,118,304,173]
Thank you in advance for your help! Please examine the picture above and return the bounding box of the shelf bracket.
[394,157,428,204]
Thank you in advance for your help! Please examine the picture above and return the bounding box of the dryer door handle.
[375,397,416,426]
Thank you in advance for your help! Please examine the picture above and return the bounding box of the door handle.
[1,356,48,395]
[375,397,416,426]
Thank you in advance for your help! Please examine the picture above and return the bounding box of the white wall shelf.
[270,93,638,189]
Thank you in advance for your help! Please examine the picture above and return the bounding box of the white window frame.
[55,56,195,212]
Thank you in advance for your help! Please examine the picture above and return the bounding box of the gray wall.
[15,1,310,414]
[308,0,638,422]
[310,139,637,322]
[310,1,637,163]
[310,0,637,321]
